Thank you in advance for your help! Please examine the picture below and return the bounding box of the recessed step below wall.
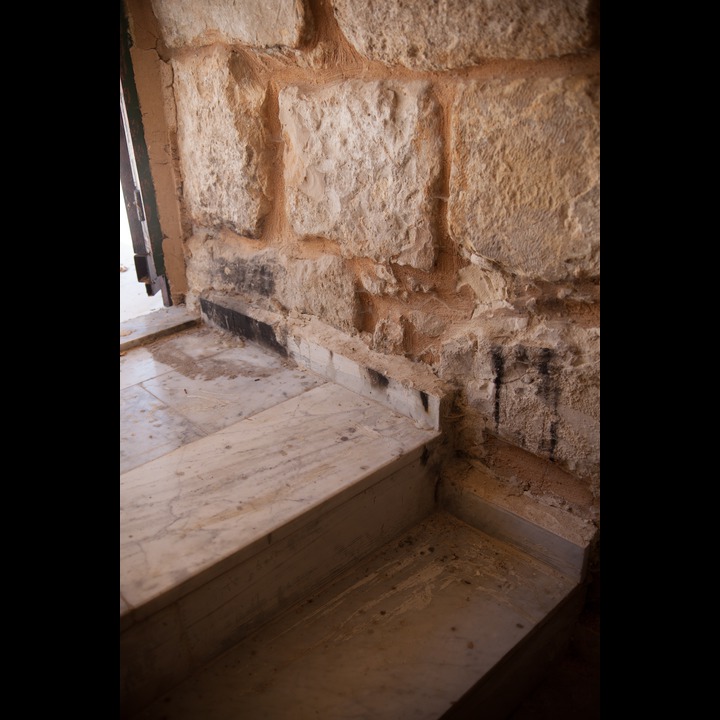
[440,460,597,584]
[129,511,583,720]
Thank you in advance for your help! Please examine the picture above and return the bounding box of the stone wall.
[132,0,600,524]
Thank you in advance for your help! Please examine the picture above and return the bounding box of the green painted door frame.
[120,2,170,306]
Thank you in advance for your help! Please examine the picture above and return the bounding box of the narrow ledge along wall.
[126,0,600,562]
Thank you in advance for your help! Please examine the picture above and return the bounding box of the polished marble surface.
[120,325,439,616]
[120,327,324,474]
[120,306,200,352]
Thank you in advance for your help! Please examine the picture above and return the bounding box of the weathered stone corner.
[437,319,599,483]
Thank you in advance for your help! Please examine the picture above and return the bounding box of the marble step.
[121,382,441,717]
[128,511,583,720]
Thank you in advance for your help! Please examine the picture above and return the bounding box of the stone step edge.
[200,291,454,431]
[440,459,598,582]
[120,306,200,352]
[120,432,438,628]
[121,451,439,717]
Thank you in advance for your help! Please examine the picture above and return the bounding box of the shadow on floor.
[507,578,600,719]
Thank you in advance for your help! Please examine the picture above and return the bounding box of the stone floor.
[120,325,599,719]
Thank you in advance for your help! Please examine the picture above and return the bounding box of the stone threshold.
[440,461,597,584]
[121,382,440,623]
[120,306,201,352]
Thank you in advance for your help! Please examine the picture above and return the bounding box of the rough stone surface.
[437,316,599,486]
[456,254,512,314]
[279,254,360,332]
[406,310,447,339]
[359,264,401,297]
[279,80,442,270]
[185,234,359,332]
[332,0,595,70]
[372,318,405,355]
[185,234,282,303]
[151,0,306,49]
[173,48,271,238]
[449,76,600,281]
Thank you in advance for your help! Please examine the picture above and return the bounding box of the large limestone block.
[185,235,359,332]
[279,80,442,271]
[449,76,600,281]
[332,0,595,70]
[173,48,271,237]
[151,0,306,49]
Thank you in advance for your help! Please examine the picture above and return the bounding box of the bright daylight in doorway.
[120,184,164,323]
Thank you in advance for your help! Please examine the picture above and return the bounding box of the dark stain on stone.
[217,261,276,298]
[491,346,504,430]
[544,419,559,462]
[367,367,389,388]
[533,348,560,462]
[421,446,430,466]
[537,348,558,406]
[420,390,429,412]
[549,419,558,461]
[536,347,554,399]
[200,298,287,357]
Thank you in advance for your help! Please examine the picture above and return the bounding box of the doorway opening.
[121,183,164,323]
[120,1,173,325]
